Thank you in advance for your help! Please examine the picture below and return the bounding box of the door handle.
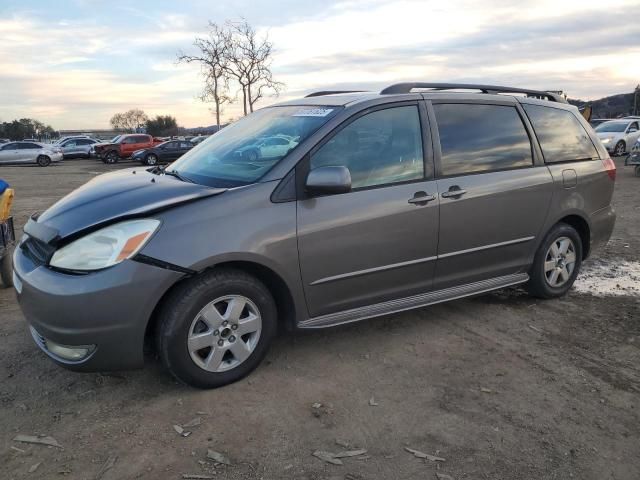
[441,187,467,199]
[408,192,436,205]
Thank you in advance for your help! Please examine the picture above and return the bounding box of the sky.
[0,0,639,129]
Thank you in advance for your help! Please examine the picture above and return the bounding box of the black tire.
[635,165,640,178]
[526,223,582,299]
[105,151,119,164]
[144,154,158,166]
[156,268,277,389]
[1,247,14,288]
[36,155,51,167]
[614,140,626,157]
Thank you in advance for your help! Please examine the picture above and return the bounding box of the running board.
[298,273,529,329]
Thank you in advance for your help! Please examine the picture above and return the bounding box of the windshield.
[111,135,122,143]
[595,121,628,133]
[169,106,340,187]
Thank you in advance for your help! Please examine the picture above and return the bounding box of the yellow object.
[0,188,14,221]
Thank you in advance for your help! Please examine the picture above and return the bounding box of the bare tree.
[225,19,284,115]
[110,109,148,132]
[178,22,231,128]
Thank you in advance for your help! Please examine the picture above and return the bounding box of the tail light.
[602,157,616,181]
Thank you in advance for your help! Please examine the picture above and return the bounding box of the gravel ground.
[0,157,638,480]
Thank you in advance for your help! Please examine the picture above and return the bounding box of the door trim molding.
[309,236,534,286]
[310,255,437,286]
[437,236,534,259]
[299,273,529,329]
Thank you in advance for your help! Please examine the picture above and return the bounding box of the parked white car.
[0,141,63,166]
[595,119,640,156]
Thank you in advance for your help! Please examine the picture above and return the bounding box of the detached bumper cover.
[13,245,184,371]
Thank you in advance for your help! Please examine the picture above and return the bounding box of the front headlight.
[50,219,160,271]
[601,138,611,144]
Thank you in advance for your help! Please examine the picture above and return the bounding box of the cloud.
[272,1,640,99]
[0,0,638,129]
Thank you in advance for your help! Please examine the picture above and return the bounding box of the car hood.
[27,168,226,244]
[596,132,619,138]
[132,148,151,156]
[93,142,117,149]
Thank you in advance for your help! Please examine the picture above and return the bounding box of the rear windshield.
[523,104,598,163]
[595,121,629,133]
[169,106,340,187]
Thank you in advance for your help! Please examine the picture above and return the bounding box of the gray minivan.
[14,83,616,388]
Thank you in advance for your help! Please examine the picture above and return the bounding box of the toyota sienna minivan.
[14,83,616,388]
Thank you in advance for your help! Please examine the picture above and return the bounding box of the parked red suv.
[93,134,162,163]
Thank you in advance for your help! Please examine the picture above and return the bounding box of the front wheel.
[157,269,277,389]
[526,223,582,299]
[144,154,158,166]
[105,151,119,164]
[614,141,626,157]
[1,248,14,288]
[36,155,51,167]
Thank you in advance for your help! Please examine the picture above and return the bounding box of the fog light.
[30,327,95,362]
[45,341,94,361]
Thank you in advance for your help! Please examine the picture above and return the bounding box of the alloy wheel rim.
[148,155,157,165]
[544,236,577,288]
[615,143,624,156]
[187,295,262,372]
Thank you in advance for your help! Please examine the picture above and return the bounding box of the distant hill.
[569,91,638,119]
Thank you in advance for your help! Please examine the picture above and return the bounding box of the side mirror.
[305,166,352,195]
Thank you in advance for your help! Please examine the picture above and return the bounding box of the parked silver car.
[0,141,62,166]
[59,138,99,159]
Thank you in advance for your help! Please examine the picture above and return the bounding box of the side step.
[298,273,529,329]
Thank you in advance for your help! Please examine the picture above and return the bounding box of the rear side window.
[434,104,533,176]
[523,104,598,162]
[311,105,424,189]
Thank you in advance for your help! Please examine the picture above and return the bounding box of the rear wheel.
[36,155,51,167]
[1,247,14,288]
[614,140,626,157]
[526,223,582,299]
[105,151,119,164]
[157,268,277,389]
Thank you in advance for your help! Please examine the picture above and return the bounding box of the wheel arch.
[557,213,591,259]
[144,258,298,349]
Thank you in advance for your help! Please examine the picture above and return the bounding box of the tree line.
[177,19,283,127]
[110,109,180,137]
[0,118,57,141]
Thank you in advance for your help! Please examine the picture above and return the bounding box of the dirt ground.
[0,157,638,480]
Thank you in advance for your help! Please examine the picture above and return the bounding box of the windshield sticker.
[292,108,334,117]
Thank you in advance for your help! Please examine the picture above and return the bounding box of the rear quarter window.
[523,104,598,163]
[434,103,533,176]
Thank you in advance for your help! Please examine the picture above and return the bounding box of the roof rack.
[380,82,567,103]
[305,90,367,98]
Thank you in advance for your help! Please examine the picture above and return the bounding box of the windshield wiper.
[163,169,194,183]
